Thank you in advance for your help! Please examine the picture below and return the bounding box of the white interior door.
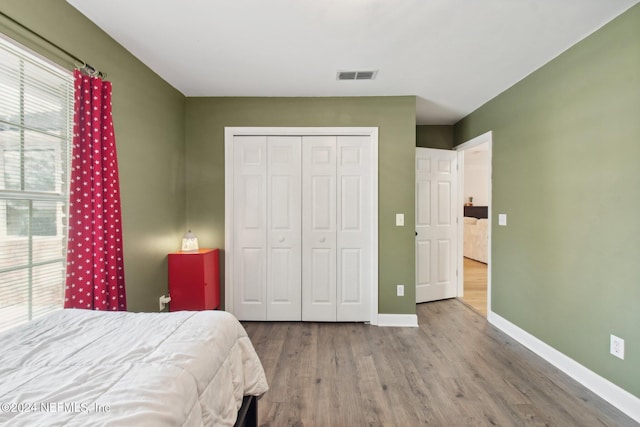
[415,147,458,303]
[233,136,302,320]
[302,136,371,321]
[302,136,337,321]
[233,136,268,319]
[336,136,371,321]
[226,127,378,323]
[267,136,302,320]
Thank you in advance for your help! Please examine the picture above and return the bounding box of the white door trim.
[456,130,492,315]
[225,127,379,324]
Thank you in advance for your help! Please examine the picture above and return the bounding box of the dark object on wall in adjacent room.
[464,205,488,219]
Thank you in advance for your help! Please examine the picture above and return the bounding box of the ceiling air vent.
[337,70,377,81]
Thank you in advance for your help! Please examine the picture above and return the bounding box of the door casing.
[455,131,493,315]
[225,127,379,324]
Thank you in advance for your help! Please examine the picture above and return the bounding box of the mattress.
[0,309,268,426]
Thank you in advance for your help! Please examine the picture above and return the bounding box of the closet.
[227,130,375,322]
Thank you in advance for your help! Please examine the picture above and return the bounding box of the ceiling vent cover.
[337,70,377,81]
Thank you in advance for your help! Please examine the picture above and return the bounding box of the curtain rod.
[0,11,106,78]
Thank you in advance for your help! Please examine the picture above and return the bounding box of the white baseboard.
[488,311,640,423]
[377,313,418,327]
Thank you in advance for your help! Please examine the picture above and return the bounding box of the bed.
[0,309,268,426]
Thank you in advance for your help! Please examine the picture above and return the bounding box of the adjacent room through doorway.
[459,139,490,316]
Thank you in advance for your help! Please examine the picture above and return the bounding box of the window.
[0,36,73,331]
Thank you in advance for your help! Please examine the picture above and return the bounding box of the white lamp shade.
[181,230,199,252]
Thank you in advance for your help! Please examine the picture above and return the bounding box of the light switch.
[396,213,404,226]
[498,214,507,226]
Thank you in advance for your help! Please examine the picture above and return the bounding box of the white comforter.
[0,309,268,426]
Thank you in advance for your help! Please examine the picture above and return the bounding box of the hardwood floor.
[243,301,637,426]
[461,257,488,316]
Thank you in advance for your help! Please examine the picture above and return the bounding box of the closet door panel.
[311,248,333,302]
[336,136,371,321]
[233,136,267,320]
[302,136,337,321]
[266,136,302,320]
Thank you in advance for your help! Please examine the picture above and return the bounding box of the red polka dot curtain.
[64,70,127,311]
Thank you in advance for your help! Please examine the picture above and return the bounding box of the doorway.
[224,127,379,323]
[456,132,492,316]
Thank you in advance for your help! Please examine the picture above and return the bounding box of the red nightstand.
[168,249,220,311]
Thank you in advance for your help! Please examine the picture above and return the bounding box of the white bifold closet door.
[302,136,371,322]
[233,136,301,321]
[232,134,370,322]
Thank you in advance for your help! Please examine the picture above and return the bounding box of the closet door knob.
[278,236,285,242]
[320,237,326,243]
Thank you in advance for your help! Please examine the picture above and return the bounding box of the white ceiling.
[464,141,489,166]
[67,0,638,125]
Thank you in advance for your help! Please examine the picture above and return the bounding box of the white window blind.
[0,36,73,332]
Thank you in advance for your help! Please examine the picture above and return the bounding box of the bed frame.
[234,395,258,427]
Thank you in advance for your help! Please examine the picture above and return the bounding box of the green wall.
[455,5,640,397]
[416,125,453,149]
[185,96,416,314]
[1,2,417,316]
[1,0,187,312]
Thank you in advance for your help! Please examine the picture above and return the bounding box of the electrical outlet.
[397,285,404,297]
[610,335,624,360]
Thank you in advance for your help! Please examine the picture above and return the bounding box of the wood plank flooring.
[461,257,488,316]
[243,300,638,426]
